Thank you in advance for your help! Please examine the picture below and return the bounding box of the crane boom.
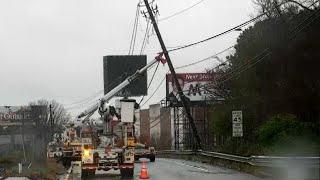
[77,58,158,118]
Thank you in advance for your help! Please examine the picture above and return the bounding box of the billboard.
[103,55,147,97]
[166,73,214,102]
[0,106,47,126]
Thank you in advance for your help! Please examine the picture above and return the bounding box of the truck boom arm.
[77,58,158,118]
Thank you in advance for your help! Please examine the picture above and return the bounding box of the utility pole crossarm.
[143,0,202,149]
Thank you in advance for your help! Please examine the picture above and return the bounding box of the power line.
[140,75,166,107]
[139,2,320,135]
[129,4,140,55]
[176,4,320,91]
[175,46,234,70]
[66,59,160,111]
[64,90,104,107]
[197,8,320,94]
[65,73,127,109]
[149,108,185,130]
[140,3,319,110]
[174,3,320,76]
[150,120,161,129]
[140,20,151,55]
[164,0,316,53]
[131,9,140,55]
[138,61,160,105]
[171,9,320,97]
[158,0,205,22]
[166,13,265,53]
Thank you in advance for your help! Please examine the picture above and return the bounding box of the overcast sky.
[0,0,256,117]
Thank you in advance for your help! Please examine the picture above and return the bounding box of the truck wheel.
[150,155,155,162]
[120,168,134,178]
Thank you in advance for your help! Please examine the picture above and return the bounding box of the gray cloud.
[0,0,255,117]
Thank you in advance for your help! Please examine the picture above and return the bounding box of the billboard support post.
[143,0,202,149]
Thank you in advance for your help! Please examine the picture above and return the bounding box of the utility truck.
[134,143,156,162]
[75,57,163,178]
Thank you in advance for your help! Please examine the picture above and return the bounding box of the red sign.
[166,73,214,102]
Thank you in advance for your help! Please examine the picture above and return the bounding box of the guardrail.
[156,150,320,168]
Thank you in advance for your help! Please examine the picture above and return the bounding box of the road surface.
[77,158,267,180]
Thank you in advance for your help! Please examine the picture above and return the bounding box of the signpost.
[232,110,243,137]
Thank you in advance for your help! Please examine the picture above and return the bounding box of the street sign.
[232,111,242,123]
[232,110,243,137]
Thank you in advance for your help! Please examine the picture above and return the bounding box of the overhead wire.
[72,1,319,115]
[131,11,140,55]
[140,75,166,107]
[196,8,320,95]
[178,3,320,84]
[166,13,265,53]
[138,60,160,105]
[65,73,129,110]
[176,1,320,81]
[140,20,151,55]
[163,0,317,54]
[68,1,259,111]
[165,6,320,100]
[128,4,140,55]
[175,45,234,70]
[158,0,205,22]
[66,57,161,111]
[136,104,179,129]
[64,90,104,107]
[138,1,320,134]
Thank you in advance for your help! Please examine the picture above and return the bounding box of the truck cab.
[134,143,156,162]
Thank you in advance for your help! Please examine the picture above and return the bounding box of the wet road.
[83,158,267,180]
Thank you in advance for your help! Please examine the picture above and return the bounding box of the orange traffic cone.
[139,161,149,179]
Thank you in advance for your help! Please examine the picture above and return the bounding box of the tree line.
[208,0,319,155]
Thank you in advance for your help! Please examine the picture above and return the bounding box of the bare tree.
[29,99,71,127]
[253,0,319,18]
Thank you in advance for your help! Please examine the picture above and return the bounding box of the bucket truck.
[76,57,163,178]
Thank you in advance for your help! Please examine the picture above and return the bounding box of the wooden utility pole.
[143,0,202,149]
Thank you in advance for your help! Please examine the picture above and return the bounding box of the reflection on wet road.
[84,158,267,180]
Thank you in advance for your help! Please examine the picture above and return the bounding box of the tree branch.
[286,0,314,11]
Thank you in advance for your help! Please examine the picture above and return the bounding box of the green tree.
[209,6,320,155]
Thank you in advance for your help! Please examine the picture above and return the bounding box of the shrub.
[258,113,319,155]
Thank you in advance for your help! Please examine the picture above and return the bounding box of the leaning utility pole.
[143,0,202,149]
